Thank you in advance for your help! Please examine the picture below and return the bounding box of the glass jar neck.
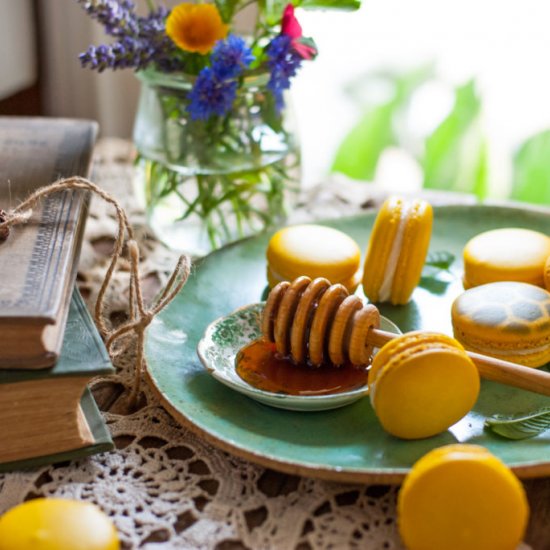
[136,68,271,92]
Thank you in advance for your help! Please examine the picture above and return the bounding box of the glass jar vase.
[132,69,301,257]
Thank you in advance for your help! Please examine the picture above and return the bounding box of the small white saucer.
[197,303,401,411]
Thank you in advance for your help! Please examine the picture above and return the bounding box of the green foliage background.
[332,69,550,205]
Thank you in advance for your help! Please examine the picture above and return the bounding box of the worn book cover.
[0,290,115,472]
[0,117,97,369]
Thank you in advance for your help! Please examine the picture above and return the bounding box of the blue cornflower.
[187,67,238,121]
[211,35,255,80]
[266,35,302,111]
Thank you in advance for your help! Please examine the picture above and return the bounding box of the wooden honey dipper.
[262,276,550,397]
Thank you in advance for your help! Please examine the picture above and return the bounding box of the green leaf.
[511,130,550,205]
[485,407,550,440]
[424,251,455,270]
[331,102,397,180]
[331,66,433,181]
[296,0,362,10]
[422,80,489,199]
[215,0,241,22]
[262,0,287,25]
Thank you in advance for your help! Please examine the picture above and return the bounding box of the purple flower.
[266,34,302,111]
[77,1,183,72]
[211,35,255,80]
[187,67,238,120]
[77,0,138,37]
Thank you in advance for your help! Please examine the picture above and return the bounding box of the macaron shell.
[398,444,529,550]
[371,345,479,439]
[451,282,550,367]
[0,498,120,550]
[362,197,403,303]
[369,331,463,388]
[266,225,361,291]
[391,199,433,305]
[463,228,550,288]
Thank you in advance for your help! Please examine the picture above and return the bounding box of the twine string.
[0,176,191,407]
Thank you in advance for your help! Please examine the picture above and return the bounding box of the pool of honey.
[235,339,369,396]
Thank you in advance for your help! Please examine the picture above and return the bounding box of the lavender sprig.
[78,1,183,72]
[77,0,138,37]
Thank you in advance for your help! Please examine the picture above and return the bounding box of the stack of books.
[0,117,114,472]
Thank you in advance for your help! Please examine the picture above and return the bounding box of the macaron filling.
[377,202,412,302]
[462,340,550,357]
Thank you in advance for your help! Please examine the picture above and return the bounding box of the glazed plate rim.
[144,204,550,483]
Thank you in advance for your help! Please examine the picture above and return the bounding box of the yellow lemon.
[0,498,120,550]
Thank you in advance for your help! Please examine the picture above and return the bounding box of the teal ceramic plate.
[145,204,550,483]
[196,303,401,412]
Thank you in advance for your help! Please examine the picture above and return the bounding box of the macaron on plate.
[197,302,401,411]
[145,203,550,483]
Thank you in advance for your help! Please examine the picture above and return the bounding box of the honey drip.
[236,339,369,396]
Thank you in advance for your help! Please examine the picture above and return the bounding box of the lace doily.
[0,140,532,550]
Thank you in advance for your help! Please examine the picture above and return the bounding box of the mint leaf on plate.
[424,251,455,271]
[485,407,550,440]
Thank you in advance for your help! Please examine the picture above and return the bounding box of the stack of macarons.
[265,196,433,305]
[453,227,550,367]
[452,281,550,368]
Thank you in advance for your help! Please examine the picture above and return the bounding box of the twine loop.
[0,176,191,408]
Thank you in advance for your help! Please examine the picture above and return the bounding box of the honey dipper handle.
[369,328,550,397]
[467,352,550,397]
[369,328,396,349]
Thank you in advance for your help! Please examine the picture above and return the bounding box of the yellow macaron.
[369,331,479,439]
[362,196,433,305]
[451,281,550,367]
[266,224,361,292]
[463,227,550,289]
[398,444,529,550]
[0,498,120,550]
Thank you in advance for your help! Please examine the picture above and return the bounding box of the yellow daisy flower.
[166,3,229,55]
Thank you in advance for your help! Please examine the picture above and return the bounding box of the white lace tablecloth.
[0,140,542,550]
